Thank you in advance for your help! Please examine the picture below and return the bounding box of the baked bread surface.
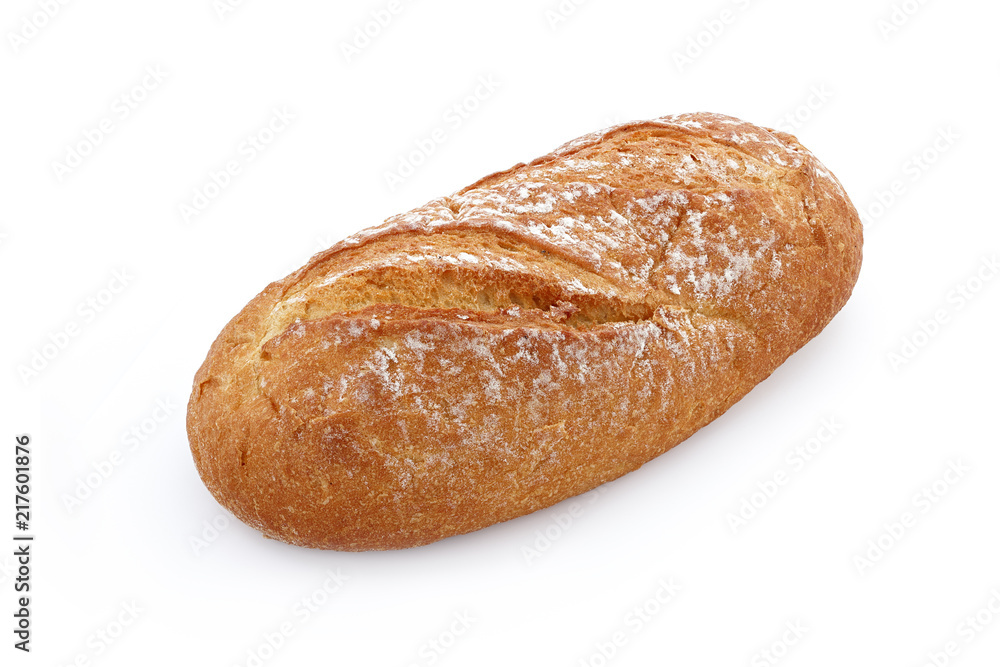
[187,112,862,550]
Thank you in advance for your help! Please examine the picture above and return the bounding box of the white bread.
[187,112,863,550]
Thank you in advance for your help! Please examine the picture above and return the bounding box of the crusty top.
[187,112,862,550]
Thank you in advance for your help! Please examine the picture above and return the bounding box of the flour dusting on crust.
[186,112,863,550]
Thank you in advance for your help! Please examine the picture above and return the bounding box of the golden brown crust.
[186,113,862,550]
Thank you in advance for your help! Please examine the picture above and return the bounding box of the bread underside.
[187,112,863,550]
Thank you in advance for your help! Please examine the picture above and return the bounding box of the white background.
[2,0,999,665]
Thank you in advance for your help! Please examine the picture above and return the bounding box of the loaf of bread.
[187,112,862,551]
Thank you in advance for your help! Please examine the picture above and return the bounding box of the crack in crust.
[186,112,863,551]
